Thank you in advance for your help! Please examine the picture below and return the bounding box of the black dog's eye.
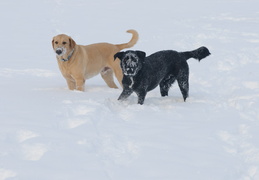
[62,42,67,45]
[55,41,58,44]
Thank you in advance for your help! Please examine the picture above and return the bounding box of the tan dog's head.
[52,34,76,57]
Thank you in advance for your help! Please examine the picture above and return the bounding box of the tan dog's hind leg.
[113,68,123,87]
[101,67,118,89]
[110,60,123,87]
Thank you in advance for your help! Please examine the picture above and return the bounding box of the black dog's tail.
[180,46,211,61]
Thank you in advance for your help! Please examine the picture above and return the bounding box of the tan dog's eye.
[62,42,67,45]
[55,41,58,44]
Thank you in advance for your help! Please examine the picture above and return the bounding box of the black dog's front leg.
[136,90,147,105]
[118,87,133,101]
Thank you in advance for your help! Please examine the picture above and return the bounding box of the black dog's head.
[114,50,146,77]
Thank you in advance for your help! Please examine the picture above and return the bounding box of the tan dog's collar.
[61,49,75,62]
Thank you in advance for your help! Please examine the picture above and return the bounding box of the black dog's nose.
[56,49,62,55]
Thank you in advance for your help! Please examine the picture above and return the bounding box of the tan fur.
[52,30,138,91]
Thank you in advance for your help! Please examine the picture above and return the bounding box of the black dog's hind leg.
[177,69,189,101]
[118,87,133,101]
[160,81,170,97]
[159,75,176,97]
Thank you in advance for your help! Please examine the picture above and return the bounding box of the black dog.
[114,46,211,104]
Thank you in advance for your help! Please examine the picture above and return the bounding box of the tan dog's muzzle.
[55,47,66,56]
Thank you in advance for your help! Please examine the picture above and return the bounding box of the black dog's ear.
[114,52,124,61]
[136,51,146,60]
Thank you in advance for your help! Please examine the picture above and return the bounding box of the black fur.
[114,46,211,105]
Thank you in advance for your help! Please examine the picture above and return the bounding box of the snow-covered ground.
[0,0,259,179]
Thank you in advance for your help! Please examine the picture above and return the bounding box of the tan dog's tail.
[116,30,139,50]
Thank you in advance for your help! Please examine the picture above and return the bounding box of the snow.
[0,0,259,179]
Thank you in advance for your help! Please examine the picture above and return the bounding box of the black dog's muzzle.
[124,67,136,76]
[122,64,140,77]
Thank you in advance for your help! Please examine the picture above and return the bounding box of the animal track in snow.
[22,143,48,161]
[16,130,48,161]
[63,104,95,129]
[97,135,140,165]
[219,124,259,179]
[16,130,39,143]
[0,168,16,180]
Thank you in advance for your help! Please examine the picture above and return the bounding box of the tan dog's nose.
[56,49,62,55]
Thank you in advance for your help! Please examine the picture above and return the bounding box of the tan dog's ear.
[52,39,55,49]
[69,38,76,49]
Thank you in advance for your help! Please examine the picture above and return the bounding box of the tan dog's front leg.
[65,77,76,90]
[75,79,85,91]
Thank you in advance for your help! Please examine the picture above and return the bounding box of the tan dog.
[52,30,138,91]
